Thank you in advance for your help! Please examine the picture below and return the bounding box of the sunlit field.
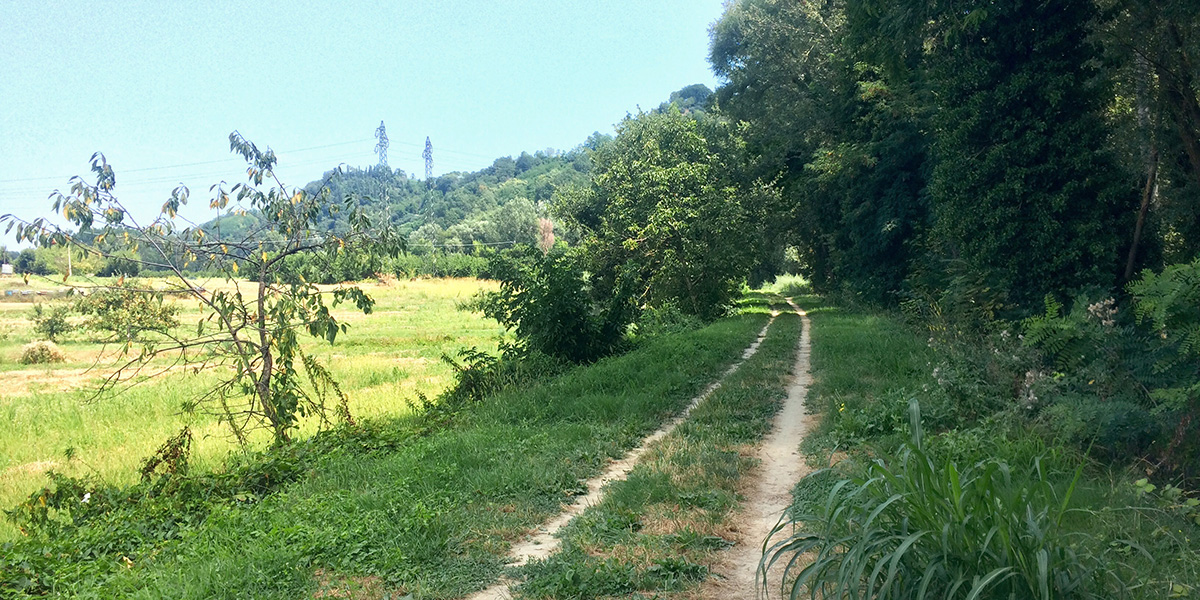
[0,276,499,540]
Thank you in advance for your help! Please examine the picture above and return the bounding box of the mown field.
[0,276,499,541]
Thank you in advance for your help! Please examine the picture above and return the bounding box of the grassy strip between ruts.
[510,297,801,599]
[785,296,1200,599]
[10,299,774,599]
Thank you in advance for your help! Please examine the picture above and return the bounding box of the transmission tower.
[374,121,389,167]
[423,136,433,182]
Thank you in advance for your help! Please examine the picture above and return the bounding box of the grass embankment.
[786,296,1200,599]
[0,278,498,541]
[4,301,773,599]
[511,296,802,599]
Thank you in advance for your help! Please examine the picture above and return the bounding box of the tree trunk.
[255,274,285,442]
[1124,149,1159,281]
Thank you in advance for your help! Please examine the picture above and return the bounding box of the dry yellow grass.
[0,276,500,540]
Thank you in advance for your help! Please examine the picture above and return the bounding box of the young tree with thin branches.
[1,133,401,444]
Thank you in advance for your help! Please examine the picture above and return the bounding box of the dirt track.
[697,299,815,600]
[465,315,779,600]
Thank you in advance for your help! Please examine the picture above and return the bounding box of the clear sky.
[0,0,727,244]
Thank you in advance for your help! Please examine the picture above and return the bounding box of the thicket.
[773,294,1200,599]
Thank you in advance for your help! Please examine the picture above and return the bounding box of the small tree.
[75,284,180,342]
[472,245,634,363]
[30,303,72,342]
[2,133,401,444]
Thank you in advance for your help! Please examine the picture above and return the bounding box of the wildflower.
[1087,298,1117,327]
[81,492,91,504]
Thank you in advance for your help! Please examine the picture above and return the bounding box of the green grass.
[788,295,936,460]
[512,296,801,599]
[6,304,771,598]
[0,277,500,541]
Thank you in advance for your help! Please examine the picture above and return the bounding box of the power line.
[0,138,374,185]
[0,152,378,197]
[1,136,551,206]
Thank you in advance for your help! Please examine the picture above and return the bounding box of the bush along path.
[466,310,781,600]
[502,298,808,599]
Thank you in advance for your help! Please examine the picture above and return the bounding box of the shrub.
[1127,259,1200,478]
[1038,396,1164,461]
[423,348,569,426]
[30,303,72,342]
[75,285,180,342]
[20,341,65,364]
[468,246,634,363]
[767,400,1130,600]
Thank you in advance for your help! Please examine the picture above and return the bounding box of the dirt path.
[698,299,815,600]
[465,314,780,600]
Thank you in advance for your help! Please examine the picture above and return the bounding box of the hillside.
[199,85,714,257]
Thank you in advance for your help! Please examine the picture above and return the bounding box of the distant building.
[1,264,12,276]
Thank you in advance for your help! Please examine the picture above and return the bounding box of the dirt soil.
[698,300,815,600]
[465,315,780,600]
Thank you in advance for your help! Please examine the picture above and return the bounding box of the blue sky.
[0,0,727,243]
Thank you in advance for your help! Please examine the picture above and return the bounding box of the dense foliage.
[709,0,1200,311]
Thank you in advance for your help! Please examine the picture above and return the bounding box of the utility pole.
[423,136,433,185]
[374,121,389,167]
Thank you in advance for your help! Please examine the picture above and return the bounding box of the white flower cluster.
[1087,298,1117,327]
[1020,369,1042,409]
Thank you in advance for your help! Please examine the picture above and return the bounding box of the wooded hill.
[198,85,719,257]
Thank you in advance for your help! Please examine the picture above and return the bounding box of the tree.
[75,284,180,342]
[557,108,768,319]
[923,0,1134,310]
[1,133,401,444]
[1097,0,1200,266]
[14,248,52,275]
[710,0,932,302]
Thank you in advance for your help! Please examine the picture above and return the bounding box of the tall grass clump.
[770,273,812,297]
[19,341,65,365]
[767,400,1132,600]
